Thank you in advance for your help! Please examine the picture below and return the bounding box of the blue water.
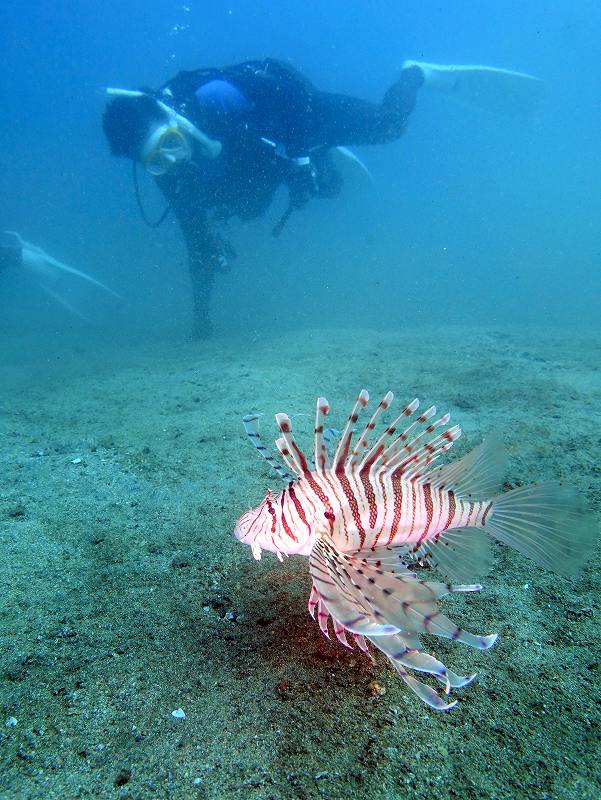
[1,5,600,799]
[1,0,600,343]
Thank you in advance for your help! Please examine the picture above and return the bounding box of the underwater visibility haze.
[0,1,600,799]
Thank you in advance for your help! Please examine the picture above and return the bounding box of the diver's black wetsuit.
[154,58,423,337]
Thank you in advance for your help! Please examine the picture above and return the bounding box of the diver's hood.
[105,87,222,161]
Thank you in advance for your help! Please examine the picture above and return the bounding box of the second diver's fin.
[403,60,544,115]
[37,282,91,322]
[37,251,122,299]
[332,146,373,183]
[13,233,122,299]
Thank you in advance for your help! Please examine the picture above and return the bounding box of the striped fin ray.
[356,568,495,650]
[372,633,477,709]
[388,423,463,480]
[311,538,497,648]
[313,396,331,472]
[377,411,460,476]
[309,537,497,710]
[352,545,415,571]
[274,413,309,478]
[310,427,340,470]
[310,582,378,655]
[331,389,370,472]
[349,390,394,471]
[426,434,507,498]
[370,634,477,710]
[357,397,420,471]
[376,405,439,465]
[242,414,294,483]
[309,539,398,636]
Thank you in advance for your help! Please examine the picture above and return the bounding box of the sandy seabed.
[1,324,600,800]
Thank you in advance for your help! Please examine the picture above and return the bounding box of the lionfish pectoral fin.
[371,634,477,710]
[425,434,507,499]
[309,539,397,637]
[486,482,598,576]
[420,528,494,582]
[309,535,495,710]
[310,538,496,648]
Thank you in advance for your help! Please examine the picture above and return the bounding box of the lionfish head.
[234,489,280,560]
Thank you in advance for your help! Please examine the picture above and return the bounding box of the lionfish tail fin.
[309,537,497,710]
[486,482,599,576]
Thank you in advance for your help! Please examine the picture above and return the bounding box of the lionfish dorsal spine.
[314,396,331,473]
[331,389,369,472]
[275,412,311,478]
[348,390,394,471]
[355,397,420,473]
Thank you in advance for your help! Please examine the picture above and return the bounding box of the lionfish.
[234,390,596,709]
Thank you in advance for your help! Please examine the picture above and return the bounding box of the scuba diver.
[102,58,542,338]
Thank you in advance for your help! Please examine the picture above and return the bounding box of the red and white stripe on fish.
[235,390,597,710]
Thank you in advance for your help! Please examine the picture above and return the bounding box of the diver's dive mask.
[141,124,192,176]
[105,88,222,176]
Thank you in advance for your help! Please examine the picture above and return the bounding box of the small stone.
[70,458,82,465]
[367,681,386,696]
[7,505,25,518]
[171,708,186,720]
[170,553,191,569]
[113,769,132,787]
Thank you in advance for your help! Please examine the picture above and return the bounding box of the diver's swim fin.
[4,231,122,299]
[37,251,122,299]
[333,146,373,183]
[403,60,544,115]
[37,281,91,322]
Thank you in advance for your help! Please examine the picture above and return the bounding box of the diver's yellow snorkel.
[105,88,222,176]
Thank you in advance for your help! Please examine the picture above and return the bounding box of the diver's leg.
[189,252,214,340]
[160,176,217,339]
[170,208,215,339]
[305,64,424,148]
[183,225,236,339]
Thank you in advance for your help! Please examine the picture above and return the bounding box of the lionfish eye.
[324,511,335,521]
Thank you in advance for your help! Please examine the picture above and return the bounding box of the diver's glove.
[287,157,319,209]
